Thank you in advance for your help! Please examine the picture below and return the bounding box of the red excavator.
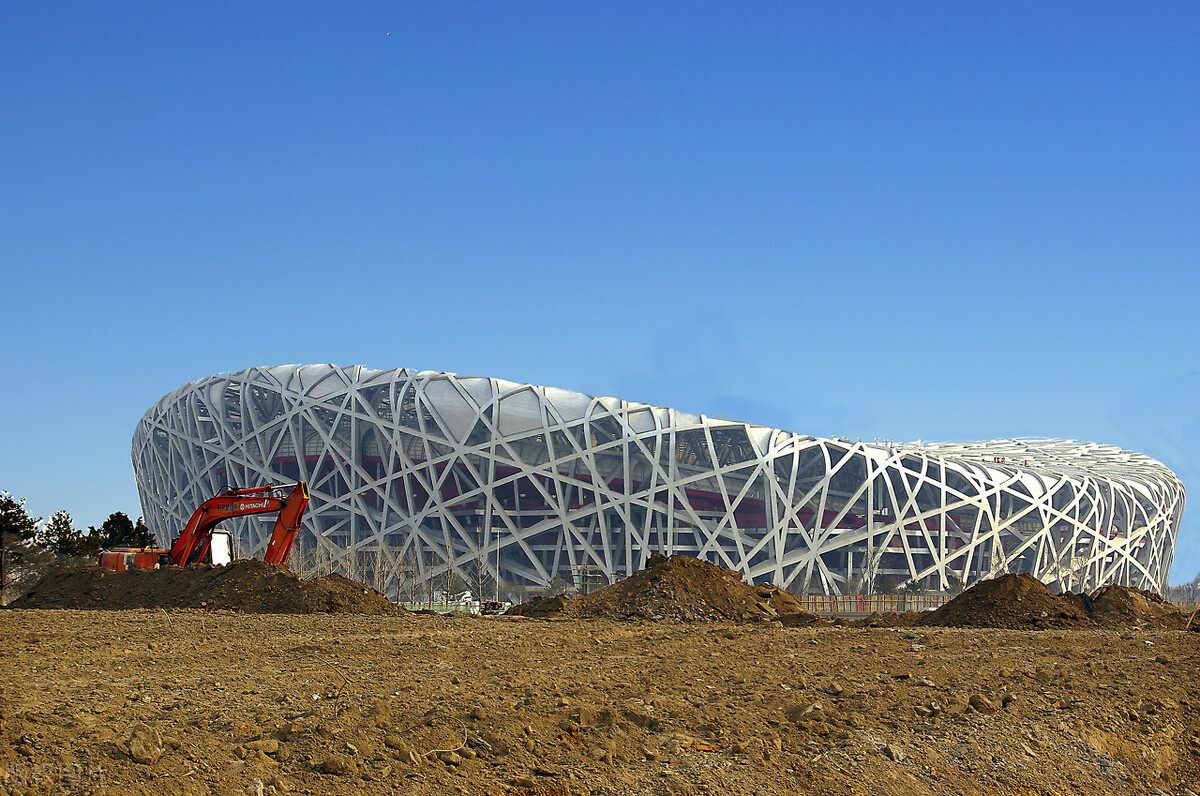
[99,482,310,571]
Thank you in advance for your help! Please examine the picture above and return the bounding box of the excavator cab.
[208,531,233,565]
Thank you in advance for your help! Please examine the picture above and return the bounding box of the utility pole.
[0,524,6,607]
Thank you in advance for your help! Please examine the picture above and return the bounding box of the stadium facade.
[132,365,1185,597]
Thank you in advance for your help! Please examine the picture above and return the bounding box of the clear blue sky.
[2,2,1197,583]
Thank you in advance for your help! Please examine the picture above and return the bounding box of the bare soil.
[11,561,402,616]
[3,609,1200,796]
[3,559,1199,795]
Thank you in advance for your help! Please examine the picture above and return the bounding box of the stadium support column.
[866,467,875,595]
[938,477,947,591]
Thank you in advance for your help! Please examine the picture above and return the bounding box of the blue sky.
[2,2,1197,583]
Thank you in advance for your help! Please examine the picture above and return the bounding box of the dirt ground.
[3,608,1200,796]
[13,561,402,616]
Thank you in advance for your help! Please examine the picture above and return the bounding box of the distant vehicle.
[481,600,508,615]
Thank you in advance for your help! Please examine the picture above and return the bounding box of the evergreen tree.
[133,517,156,547]
[1,492,42,605]
[1,493,40,548]
[84,526,105,553]
[37,510,84,557]
[77,528,103,556]
[100,512,148,548]
[90,513,154,551]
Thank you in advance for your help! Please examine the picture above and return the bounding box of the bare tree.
[465,544,496,604]
[843,573,867,595]
[547,573,571,596]
[396,544,421,604]
[370,543,389,596]
[315,536,335,577]
[1165,574,1200,607]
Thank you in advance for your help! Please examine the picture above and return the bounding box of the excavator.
[99,482,310,571]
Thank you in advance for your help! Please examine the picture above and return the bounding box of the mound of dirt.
[860,610,922,628]
[509,554,819,623]
[11,559,404,615]
[916,573,1194,630]
[917,573,1090,629]
[1089,584,1190,629]
[506,594,577,619]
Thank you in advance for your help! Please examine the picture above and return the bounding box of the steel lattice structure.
[132,365,1184,596]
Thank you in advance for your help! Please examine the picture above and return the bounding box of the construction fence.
[797,593,952,617]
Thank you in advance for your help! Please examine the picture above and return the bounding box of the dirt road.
[2,609,1199,796]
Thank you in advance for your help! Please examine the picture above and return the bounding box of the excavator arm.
[168,482,310,566]
[262,482,310,564]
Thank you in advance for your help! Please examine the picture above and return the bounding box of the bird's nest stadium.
[132,365,1184,597]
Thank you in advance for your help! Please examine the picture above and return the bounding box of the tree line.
[1164,575,1200,607]
[0,491,155,604]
